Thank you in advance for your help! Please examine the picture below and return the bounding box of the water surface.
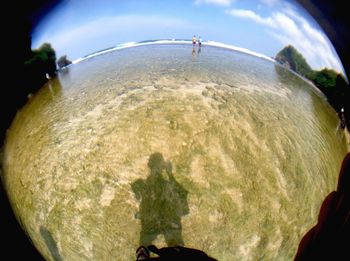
[3,44,347,261]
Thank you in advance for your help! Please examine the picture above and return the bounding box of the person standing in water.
[192,35,197,46]
[198,36,202,54]
[192,35,197,60]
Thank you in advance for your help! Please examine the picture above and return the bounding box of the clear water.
[3,44,347,260]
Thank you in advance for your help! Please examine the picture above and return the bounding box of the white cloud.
[227,7,345,73]
[260,0,281,7]
[195,0,233,7]
[226,9,277,28]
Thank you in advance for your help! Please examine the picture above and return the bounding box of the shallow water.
[3,44,348,261]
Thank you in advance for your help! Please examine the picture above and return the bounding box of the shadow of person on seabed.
[132,152,189,247]
[133,152,349,261]
[132,152,217,260]
[40,226,63,261]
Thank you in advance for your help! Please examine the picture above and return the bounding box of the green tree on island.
[275,45,312,77]
[308,69,348,112]
[25,43,57,77]
[275,45,348,116]
[23,43,57,96]
[308,68,339,88]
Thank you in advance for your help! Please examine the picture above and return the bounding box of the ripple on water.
[3,45,347,261]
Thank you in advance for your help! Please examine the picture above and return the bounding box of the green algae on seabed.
[2,44,348,261]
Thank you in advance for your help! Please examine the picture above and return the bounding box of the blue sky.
[32,0,345,74]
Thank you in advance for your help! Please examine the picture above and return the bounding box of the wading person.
[192,35,197,46]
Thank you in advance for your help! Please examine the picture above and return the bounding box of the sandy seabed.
[3,45,348,260]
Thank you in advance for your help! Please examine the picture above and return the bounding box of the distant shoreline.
[72,39,275,65]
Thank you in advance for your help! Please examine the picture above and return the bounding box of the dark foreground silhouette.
[136,245,217,261]
[295,153,350,260]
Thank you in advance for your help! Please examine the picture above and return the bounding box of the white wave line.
[72,39,275,64]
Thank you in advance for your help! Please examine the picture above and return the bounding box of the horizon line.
[71,39,276,65]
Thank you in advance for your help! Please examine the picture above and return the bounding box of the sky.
[32,0,345,74]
